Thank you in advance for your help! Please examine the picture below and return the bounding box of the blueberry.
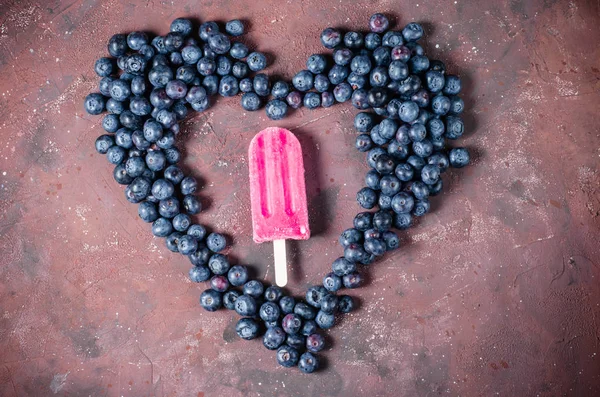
[246,52,267,72]
[200,289,223,312]
[293,303,316,320]
[143,120,163,143]
[124,54,148,75]
[320,27,342,48]
[150,88,174,110]
[328,65,351,84]
[208,253,230,275]
[130,97,152,116]
[391,192,415,214]
[164,80,187,100]
[413,199,431,216]
[279,296,296,314]
[239,77,253,93]
[137,201,158,223]
[339,228,362,247]
[449,147,470,168]
[424,70,445,94]
[377,175,400,196]
[374,210,394,232]
[382,230,400,251]
[332,47,352,66]
[344,242,367,263]
[241,93,261,111]
[398,101,419,123]
[306,54,327,74]
[414,139,434,158]
[333,82,352,103]
[357,187,377,209]
[202,43,217,59]
[180,176,198,195]
[320,294,338,314]
[189,245,211,266]
[148,65,173,88]
[216,55,232,76]
[199,21,219,41]
[354,112,375,133]
[228,265,249,286]
[253,73,270,96]
[152,217,173,237]
[107,33,127,57]
[348,72,367,89]
[338,295,355,313]
[367,87,389,108]
[342,272,363,288]
[320,91,334,108]
[344,31,364,48]
[297,352,319,373]
[265,100,288,120]
[282,313,303,335]
[367,149,386,171]
[123,156,145,178]
[210,275,229,293]
[262,286,282,302]
[445,116,464,139]
[218,75,239,97]
[201,76,219,96]
[146,150,167,172]
[187,224,207,240]
[306,286,327,308]
[236,317,260,340]
[169,17,192,36]
[354,211,373,231]
[223,290,241,310]
[408,55,430,74]
[264,327,286,349]
[323,272,343,292]
[375,154,396,175]
[189,264,211,282]
[151,36,167,54]
[113,164,133,185]
[94,57,114,77]
[303,92,321,109]
[373,46,391,66]
[402,22,424,42]
[99,76,114,96]
[390,45,410,62]
[225,19,244,36]
[315,310,335,329]
[388,140,409,160]
[398,75,421,96]
[271,81,290,99]
[430,179,443,196]
[171,213,190,232]
[407,155,426,171]
[332,257,357,277]
[158,197,180,218]
[84,93,106,115]
[260,302,281,322]
[95,134,114,154]
[156,132,175,149]
[301,320,317,336]
[449,96,465,115]
[378,194,393,210]
[292,70,314,92]
[350,55,372,75]
[165,232,182,252]
[313,74,330,92]
[286,91,303,109]
[132,130,151,151]
[243,280,264,298]
[106,145,126,165]
[197,57,217,76]
[410,181,430,200]
[364,237,386,256]
[164,32,185,52]
[431,95,451,116]
[185,86,208,105]
[443,75,462,95]
[364,228,381,240]
[351,89,369,109]
[393,212,412,230]
[208,32,231,54]
[230,42,249,59]
[119,111,142,130]
[182,195,201,215]
[388,60,409,81]
[234,294,257,316]
[285,334,305,351]
[369,13,390,33]
[306,333,325,353]
[410,90,430,109]
[138,44,155,60]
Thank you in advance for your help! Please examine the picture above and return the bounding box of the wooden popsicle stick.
[273,239,288,287]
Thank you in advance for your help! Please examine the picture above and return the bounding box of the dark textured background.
[1,0,600,396]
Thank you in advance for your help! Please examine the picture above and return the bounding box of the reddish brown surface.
[1,0,600,396]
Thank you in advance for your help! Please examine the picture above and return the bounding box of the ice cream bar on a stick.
[248,127,310,287]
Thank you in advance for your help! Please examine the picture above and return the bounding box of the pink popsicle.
[248,127,310,286]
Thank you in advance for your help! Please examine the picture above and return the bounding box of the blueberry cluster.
[84,13,471,374]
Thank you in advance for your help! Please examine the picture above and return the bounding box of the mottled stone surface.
[1,1,599,396]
